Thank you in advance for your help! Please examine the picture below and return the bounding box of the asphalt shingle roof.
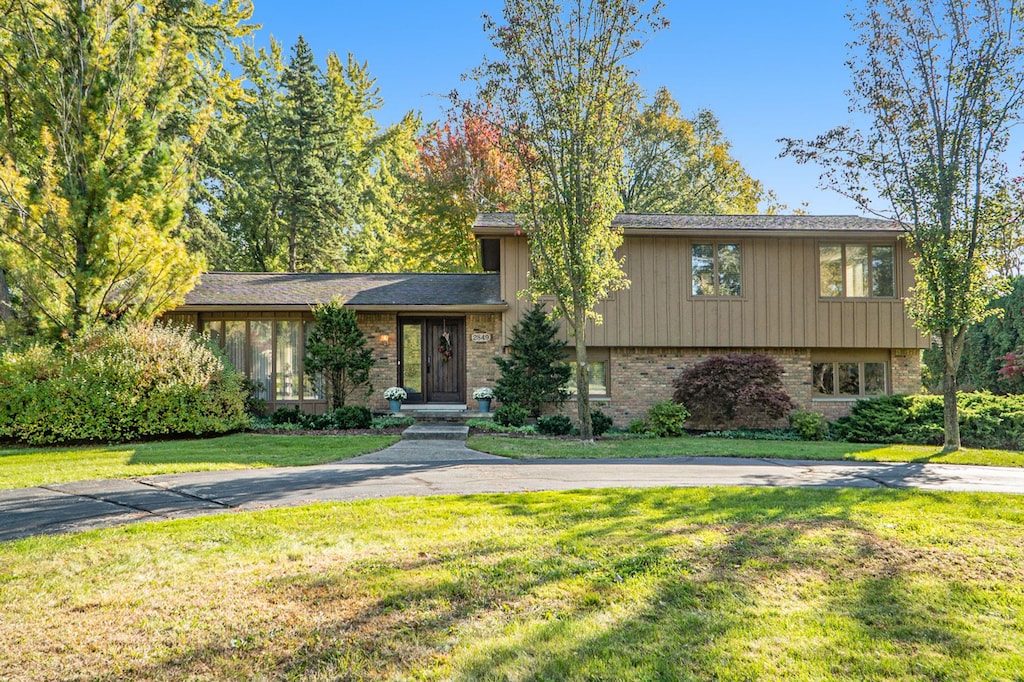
[181,272,503,308]
[473,212,901,232]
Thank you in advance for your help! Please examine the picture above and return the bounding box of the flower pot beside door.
[384,387,407,414]
[473,388,494,414]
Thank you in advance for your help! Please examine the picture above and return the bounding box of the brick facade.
[539,346,923,427]
[356,312,399,412]
[465,313,503,408]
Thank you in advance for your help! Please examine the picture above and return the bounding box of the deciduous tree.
[403,102,519,271]
[621,87,769,214]
[471,0,666,440]
[781,0,1024,451]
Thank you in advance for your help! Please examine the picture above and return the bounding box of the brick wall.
[466,313,503,407]
[356,312,398,412]
[539,346,924,427]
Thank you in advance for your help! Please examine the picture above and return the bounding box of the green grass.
[468,434,1024,467]
[0,433,399,489]
[2,487,1023,680]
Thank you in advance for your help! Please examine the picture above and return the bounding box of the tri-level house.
[166,212,927,423]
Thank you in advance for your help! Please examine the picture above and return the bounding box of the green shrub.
[271,406,304,425]
[466,418,537,434]
[371,416,415,430]
[0,323,249,445]
[629,419,648,434]
[494,304,572,417]
[590,409,613,437]
[537,415,573,436]
[789,411,830,441]
[647,401,690,438]
[332,405,372,429]
[494,403,529,428]
[699,429,801,441]
[833,392,1024,449]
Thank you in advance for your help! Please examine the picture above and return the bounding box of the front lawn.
[468,434,1024,467]
[0,433,399,489]
[1,488,1022,680]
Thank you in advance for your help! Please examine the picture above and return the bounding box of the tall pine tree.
[304,300,374,408]
[494,304,572,417]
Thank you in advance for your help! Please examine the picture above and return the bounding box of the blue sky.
[247,1,863,215]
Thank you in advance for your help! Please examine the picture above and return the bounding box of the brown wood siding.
[498,234,928,350]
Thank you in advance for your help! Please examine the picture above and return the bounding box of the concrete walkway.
[3,437,1024,542]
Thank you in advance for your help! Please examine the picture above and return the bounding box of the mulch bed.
[249,427,408,436]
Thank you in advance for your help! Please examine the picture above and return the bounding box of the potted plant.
[384,386,407,414]
[473,387,494,413]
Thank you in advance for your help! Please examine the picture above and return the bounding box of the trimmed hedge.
[834,392,1024,449]
[0,323,249,445]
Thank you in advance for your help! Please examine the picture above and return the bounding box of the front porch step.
[398,405,494,424]
[401,423,470,441]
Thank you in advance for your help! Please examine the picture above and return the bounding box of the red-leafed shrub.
[672,353,795,429]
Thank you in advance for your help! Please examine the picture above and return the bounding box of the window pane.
[718,244,742,296]
[812,362,834,396]
[863,363,886,395]
[275,321,300,401]
[402,323,422,394]
[871,246,895,297]
[838,363,860,395]
[588,361,608,397]
[692,244,715,296]
[224,321,246,376]
[819,245,843,296]
[203,321,222,348]
[303,321,324,400]
[846,245,869,297]
[250,321,272,401]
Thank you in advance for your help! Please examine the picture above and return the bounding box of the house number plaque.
[471,333,491,343]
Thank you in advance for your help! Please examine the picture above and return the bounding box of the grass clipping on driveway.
[2,488,1023,680]
[0,433,399,489]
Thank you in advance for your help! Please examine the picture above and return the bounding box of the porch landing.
[397,404,494,424]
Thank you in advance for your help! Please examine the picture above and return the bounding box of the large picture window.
[820,244,895,298]
[813,361,887,397]
[692,243,742,297]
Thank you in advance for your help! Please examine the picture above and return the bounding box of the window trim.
[563,348,611,398]
[818,242,897,299]
[689,241,744,299]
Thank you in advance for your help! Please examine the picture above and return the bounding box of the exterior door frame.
[398,316,466,404]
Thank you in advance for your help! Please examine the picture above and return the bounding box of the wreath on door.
[438,329,453,362]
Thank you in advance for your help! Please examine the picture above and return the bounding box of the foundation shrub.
[0,323,248,445]
[833,392,1024,449]
[673,353,794,429]
[537,415,573,436]
[590,409,613,437]
[628,419,649,435]
[332,405,372,430]
[494,403,529,428]
[271,406,305,425]
[789,411,830,441]
[646,401,690,438]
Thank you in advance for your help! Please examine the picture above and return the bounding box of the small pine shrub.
[590,409,613,437]
[673,353,794,429]
[537,415,573,436]
[789,411,830,441]
[332,405,372,429]
[493,304,572,417]
[647,401,690,437]
[494,403,529,427]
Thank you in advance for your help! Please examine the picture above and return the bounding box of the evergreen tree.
[494,304,572,417]
[304,300,374,408]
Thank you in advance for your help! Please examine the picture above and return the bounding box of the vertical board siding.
[498,234,926,350]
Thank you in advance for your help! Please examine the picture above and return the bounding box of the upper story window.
[820,244,895,298]
[692,243,741,297]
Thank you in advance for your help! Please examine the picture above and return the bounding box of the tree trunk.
[0,266,12,324]
[574,307,594,443]
[940,327,962,452]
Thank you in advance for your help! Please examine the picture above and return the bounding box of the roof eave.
[174,303,508,313]
[472,226,905,238]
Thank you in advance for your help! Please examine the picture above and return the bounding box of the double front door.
[399,317,465,403]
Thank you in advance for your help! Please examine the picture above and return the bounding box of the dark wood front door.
[400,317,465,403]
